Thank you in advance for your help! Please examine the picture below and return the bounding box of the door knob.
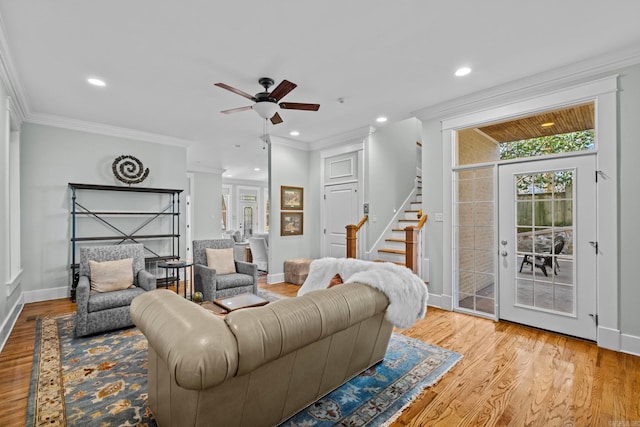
[501,250,508,257]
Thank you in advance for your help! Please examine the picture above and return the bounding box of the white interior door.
[324,182,358,258]
[498,155,597,340]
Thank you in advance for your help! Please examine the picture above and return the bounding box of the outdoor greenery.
[499,130,595,160]
[502,130,594,193]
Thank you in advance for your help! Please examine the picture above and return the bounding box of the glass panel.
[459,271,474,295]
[554,285,574,313]
[474,178,494,202]
[475,250,494,274]
[457,179,474,203]
[243,207,253,239]
[512,167,576,315]
[458,248,475,272]
[476,296,495,315]
[475,226,494,250]
[458,226,474,249]
[516,201,532,227]
[534,200,553,226]
[455,167,496,316]
[516,279,534,306]
[534,283,554,310]
[474,202,493,225]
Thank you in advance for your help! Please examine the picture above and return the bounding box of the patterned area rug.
[27,307,461,426]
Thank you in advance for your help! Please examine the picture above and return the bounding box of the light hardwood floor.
[1,281,639,426]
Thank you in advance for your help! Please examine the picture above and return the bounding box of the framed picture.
[281,212,303,236]
[281,186,304,210]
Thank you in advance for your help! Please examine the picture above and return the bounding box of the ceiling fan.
[215,77,320,125]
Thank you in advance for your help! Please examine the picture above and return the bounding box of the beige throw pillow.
[205,247,236,275]
[89,258,135,293]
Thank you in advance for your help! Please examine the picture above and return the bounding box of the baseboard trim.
[426,293,443,309]
[267,272,284,285]
[23,286,68,304]
[0,296,24,354]
[621,333,640,356]
[597,326,621,351]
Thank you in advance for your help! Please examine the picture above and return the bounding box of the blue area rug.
[27,313,461,426]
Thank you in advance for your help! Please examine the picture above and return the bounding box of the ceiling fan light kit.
[215,77,320,125]
[252,101,279,120]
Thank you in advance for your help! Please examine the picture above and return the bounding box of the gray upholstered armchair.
[193,239,258,301]
[75,244,156,337]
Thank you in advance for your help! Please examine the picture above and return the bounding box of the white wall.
[618,64,640,341]
[20,123,187,299]
[191,171,222,240]
[421,119,444,296]
[365,118,421,249]
[268,142,318,280]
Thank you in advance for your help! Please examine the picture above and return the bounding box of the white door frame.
[441,76,619,350]
[319,141,365,258]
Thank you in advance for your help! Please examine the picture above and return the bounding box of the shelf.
[69,183,182,302]
[72,234,179,242]
[69,183,183,194]
[72,211,179,216]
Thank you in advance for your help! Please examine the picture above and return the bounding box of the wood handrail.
[405,214,428,273]
[346,215,369,258]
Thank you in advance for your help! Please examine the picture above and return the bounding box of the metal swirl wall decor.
[112,155,150,185]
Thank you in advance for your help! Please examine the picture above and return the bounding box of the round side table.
[157,261,194,299]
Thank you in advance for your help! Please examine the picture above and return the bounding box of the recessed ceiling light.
[454,67,472,77]
[87,78,106,87]
[290,131,300,136]
[254,168,260,171]
[541,122,555,128]
[376,116,387,123]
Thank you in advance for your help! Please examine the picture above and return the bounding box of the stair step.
[385,238,405,243]
[399,219,419,223]
[373,259,406,266]
[378,248,406,255]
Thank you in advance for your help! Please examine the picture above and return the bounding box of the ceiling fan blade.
[270,112,283,125]
[214,83,256,101]
[279,102,320,111]
[221,106,253,114]
[269,80,297,102]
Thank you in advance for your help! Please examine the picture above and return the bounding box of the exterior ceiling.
[477,103,595,143]
[0,2,639,181]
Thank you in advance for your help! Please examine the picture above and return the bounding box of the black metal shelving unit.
[68,183,183,301]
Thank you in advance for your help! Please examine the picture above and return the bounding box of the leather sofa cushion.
[225,283,388,375]
[130,289,239,389]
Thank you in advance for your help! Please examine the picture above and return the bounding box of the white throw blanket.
[297,258,428,329]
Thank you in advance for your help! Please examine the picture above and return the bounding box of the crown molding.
[0,13,29,125]
[414,44,640,122]
[186,164,225,174]
[308,126,374,151]
[25,112,193,148]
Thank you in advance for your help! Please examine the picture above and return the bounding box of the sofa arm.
[137,270,157,291]
[235,260,257,277]
[194,263,217,301]
[131,289,239,389]
[75,276,91,336]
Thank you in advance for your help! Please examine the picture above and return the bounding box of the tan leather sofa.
[131,283,393,427]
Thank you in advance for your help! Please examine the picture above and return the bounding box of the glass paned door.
[498,155,596,340]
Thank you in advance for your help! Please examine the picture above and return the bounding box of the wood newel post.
[405,226,419,273]
[346,224,357,258]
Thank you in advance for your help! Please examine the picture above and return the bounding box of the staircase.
[373,177,422,266]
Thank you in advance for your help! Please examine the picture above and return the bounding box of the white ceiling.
[1,1,640,182]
